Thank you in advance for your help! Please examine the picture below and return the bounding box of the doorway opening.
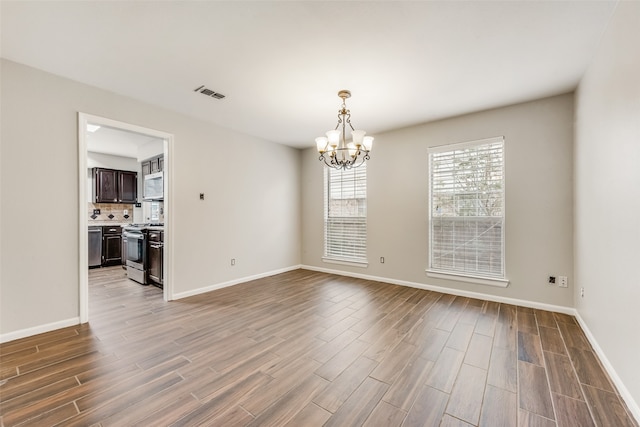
[78,113,174,323]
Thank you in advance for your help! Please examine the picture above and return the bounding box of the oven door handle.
[124,233,145,240]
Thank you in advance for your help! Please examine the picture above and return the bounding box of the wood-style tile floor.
[0,267,637,426]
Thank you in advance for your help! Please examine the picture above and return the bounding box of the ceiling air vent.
[194,85,226,100]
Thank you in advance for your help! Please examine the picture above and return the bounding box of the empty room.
[1,1,639,426]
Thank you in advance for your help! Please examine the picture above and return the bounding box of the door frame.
[78,113,174,323]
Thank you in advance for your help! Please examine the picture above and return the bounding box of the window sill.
[323,257,369,268]
[426,269,509,288]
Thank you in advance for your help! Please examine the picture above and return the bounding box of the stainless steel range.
[123,225,147,284]
[122,223,164,285]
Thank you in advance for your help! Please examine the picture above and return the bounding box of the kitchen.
[86,123,166,290]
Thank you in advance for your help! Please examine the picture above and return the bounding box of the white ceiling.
[86,125,164,159]
[1,1,617,149]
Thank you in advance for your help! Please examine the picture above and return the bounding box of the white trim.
[78,114,89,323]
[301,264,639,424]
[302,264,573,314]
[426,270,509,288]
[163,136,175,300]
[172,265,302,300]
[427,136,506,281]
[322,257,369,268]
[0,317,80,344]
[78,113,175,314]
[4,265,637,423]
[574,312,640,424]
[428,135,505,154]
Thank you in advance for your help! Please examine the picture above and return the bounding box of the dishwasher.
[88,226,102,268]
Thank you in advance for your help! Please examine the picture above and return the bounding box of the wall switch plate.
[558,276,568,288]
[93,209,101,215]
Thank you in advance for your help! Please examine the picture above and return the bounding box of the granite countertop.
[89,222,132,227]
[88,223,164,231]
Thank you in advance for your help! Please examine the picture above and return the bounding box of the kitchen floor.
[0,268,637,426]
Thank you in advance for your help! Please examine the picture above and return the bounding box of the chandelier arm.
[346,113,354,132]
[322,152,336,169]
[324,157,335,169]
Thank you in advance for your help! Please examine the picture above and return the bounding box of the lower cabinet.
[147,230,163,287]
[102,226,122,266]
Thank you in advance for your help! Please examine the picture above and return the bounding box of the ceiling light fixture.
[315,90,373,170]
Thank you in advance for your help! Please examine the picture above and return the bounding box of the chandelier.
[315,90,373,170]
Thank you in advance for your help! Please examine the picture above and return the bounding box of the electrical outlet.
[580,287,585,298]
[380,257,385,264]
[231,258,236,266]
[93,209,101,215]
[548,276,556,284]
[558,276,568,288]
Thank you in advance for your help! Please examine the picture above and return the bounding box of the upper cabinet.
[118,171,137,204]
[141,155,164,179]
[93,168,138,204]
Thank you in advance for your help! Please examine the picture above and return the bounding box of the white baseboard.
[574,312,640,423]
[0,317,80,344]
[171,264,303,300]
[301,264,639,424]
[2,266,636,424]
[301,264,574,315]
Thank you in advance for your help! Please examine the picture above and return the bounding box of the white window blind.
[428,137,505,279]
[324,164,367,263]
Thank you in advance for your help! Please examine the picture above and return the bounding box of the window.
[324,164,367,265]
[428,137,506,284]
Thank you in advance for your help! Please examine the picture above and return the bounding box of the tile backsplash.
[88,203,134,224]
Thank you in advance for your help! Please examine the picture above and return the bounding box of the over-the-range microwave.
[143,172,163,200]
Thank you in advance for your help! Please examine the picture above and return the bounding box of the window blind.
[324,164,367,262]
[429,137,505,279]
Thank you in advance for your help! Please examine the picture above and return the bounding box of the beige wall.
[302,94,575,308]
[0,59,301,336]
[574,0,640,417]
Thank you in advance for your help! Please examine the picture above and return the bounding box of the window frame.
[322,164,368,267]
[426,136,509,287]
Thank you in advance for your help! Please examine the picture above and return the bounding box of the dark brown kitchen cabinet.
[150,157,161,174]
[118,171,137,203]
[102,226,122,266]
[141,161,151,177]
[147,230,163,287]
[94,168,118,203]
[93,168,137,203]
[141,155,163,180]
